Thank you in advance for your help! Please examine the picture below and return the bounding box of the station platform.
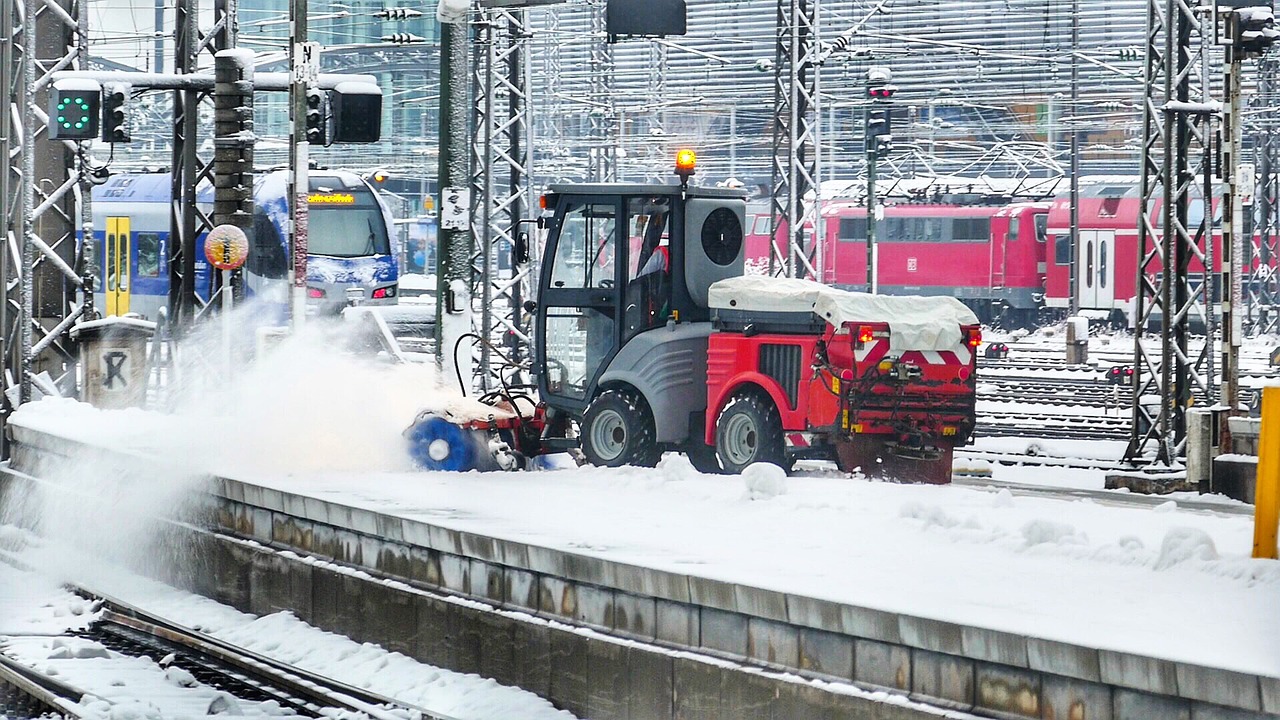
[5,399,1280,720]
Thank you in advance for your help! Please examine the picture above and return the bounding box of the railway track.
[0,580,450,720]
[975,418,1130,441]
[971,337,1276,441]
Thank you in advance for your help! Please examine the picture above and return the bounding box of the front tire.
[715,392,788,474]
[581,389,661,468]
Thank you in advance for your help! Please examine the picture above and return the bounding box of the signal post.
[1218,2,1277,450]
[865,67,895,294]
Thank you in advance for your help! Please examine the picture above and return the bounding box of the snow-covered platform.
[7,400,1280,720]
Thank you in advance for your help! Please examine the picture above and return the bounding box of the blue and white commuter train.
[91,169,399,319]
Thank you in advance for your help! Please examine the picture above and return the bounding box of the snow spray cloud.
[0,404,211,589]
[0,298,460,590]
[163,299,452,476]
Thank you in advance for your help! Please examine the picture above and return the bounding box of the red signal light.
[307,287,325,299]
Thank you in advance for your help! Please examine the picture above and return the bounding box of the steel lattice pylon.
[1126,0,1217,465]
[3,0,94,435]
[470,7,535,391]
[1248,56,1280,335]
[170,0,238,329]
[588,1,615,182]
[768,0,823,281]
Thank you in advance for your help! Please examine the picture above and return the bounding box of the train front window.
[308,208,392,257]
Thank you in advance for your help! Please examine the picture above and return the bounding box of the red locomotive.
[746,197,1052,326]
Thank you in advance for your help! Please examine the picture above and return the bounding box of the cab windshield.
[308,207,391,257]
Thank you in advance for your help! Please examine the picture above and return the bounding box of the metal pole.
[19,0,35,403]
[436,15,471,384]
[1068,0,1080,315]
[866,127,878,294]
[811,0,823,284]
[154,0,165,73]
[1222,35,1244,417]
[288,0,309,330]
[729,105,737,180]
[77,0,94,322]
[478,16,494,389]
[171,0,199,328]
[0,0,11,388]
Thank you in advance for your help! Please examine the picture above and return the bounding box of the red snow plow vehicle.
[407,151,979,482]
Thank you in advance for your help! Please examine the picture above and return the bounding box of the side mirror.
[514,231,530,265]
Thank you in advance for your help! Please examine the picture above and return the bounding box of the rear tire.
[715,392,788,474]
[581,389,662,468]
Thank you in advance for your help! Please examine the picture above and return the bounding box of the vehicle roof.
[92,173,174,203]
[546,183,748,200]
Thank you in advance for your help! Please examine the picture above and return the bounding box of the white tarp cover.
[708,276,978,350]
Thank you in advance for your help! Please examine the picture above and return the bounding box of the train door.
[104,216,131,315]
[1076,229,1115,309]
[990,214,1010,288]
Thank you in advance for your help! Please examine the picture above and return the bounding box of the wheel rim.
[590,408,627,462]
[721,412,759,467]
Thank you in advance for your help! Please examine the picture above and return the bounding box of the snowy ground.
[0,528,577,720]
[10,396,1280,679]
[3,318,1279,697]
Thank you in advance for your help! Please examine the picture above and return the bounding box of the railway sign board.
[440,187,471,230]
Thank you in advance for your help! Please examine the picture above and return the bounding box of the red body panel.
[704,322,978,450]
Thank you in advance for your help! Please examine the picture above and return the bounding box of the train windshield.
[308,207,392,257]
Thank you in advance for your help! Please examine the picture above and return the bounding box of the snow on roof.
[70,315,157,338]
[708,276,978,350]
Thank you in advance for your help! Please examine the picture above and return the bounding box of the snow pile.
[1154,527,1219,570]
[1021,519,1088,548]
[742,462,787,499]
[658,453,701,484]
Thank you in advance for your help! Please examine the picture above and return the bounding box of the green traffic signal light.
[48,86,99,139]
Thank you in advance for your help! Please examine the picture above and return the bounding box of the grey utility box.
[72,317,155,409]
[1065,315,1089,364]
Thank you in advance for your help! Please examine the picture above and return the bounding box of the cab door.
[1076,229,1115,309]
[104,216,131,316]
[990,214,1010,289]
[536,196,623,411]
